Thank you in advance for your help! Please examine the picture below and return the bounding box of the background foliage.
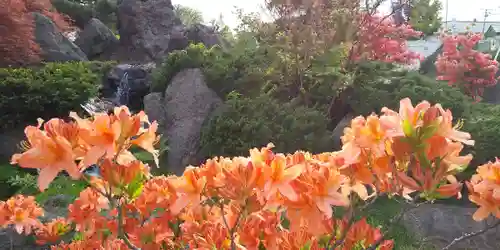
[199,93,336,159]
[0,61,115,131]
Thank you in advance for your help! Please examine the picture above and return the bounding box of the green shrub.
[0,163,32,200]
[348,62,473,119]
[462,103,500,168]
[0,61,115,131]
[151,43,267,98]
[199,93,335,158]
[8,172,88,205]
[151,43,209,93]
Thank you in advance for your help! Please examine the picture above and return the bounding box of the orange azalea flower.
[340,115,388,165]
[466,160,500,221]
[238,211,281,249]
[342,218,394,250]
[217,157,264,201]
[380,98,430,138]
[67,188,108,234]
[100,159,150,189]
[0,195,43,234]
[441,141,472,172]
[11,119,81,191]
[169,167,207,215]
[42,118,88,157]
[305,165,350,217]
[249,143,276,167]
[131,121,160,167]
[112,106,142,143]
[285,195,330,236]
[35,217,71,245]
[277,229,322,250]
[70,112,121,170]
[134,176,182,217]
[128,219,174,250]
[434,104,474,146]
[191,221,245,250]
[262,154,303,201]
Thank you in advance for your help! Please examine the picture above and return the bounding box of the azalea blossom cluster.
[0,98,490,249]
[435,32,500,101]
[352,13,423,64]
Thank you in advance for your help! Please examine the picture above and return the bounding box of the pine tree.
[409,0,442,36]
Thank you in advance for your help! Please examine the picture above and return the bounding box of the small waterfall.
[81,70,132,116]
[81,98,116,116]
[116,72,130,106]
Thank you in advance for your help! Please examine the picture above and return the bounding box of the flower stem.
[117,203,140,250]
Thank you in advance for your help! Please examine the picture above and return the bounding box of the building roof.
[486,24,500,34]
[407,36,442,59]
[442,20,500,34]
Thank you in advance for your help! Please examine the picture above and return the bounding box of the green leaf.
[72,232,84,241]
[402,119,414,138]
[300,242,312,250]
[419,124,438,140]
[125,175,145,200]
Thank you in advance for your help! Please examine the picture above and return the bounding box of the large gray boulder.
[186,24,227,49]
[115,0,188,62]
[74,18,119,60]
[144,68,223,174]
[402,203,500,249]
[33,13,88,62]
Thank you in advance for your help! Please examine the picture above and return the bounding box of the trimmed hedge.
[348,62,473,119]
[199,93,335,158]
[0,61,116,131]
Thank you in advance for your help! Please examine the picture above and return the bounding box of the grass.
[363,197,434,250]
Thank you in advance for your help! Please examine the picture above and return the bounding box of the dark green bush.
[348,62,473,119]
[0,61,115,131]
[463,103,500,167]
[151,43,267,98]
[199,93,336,158]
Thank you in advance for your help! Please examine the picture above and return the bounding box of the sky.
[172,0,500,29]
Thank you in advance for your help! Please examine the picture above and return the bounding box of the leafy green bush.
[0,163,32,200]
[348,62,473,119]
[151,43,267,98]
[0,61,115,131]
[199,93,335,158]
[8,173,88,205]
[462,103,500,168]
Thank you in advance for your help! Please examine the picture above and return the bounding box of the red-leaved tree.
[352,13,423,64]
[435,32,500,101]
[0,0,70,67]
